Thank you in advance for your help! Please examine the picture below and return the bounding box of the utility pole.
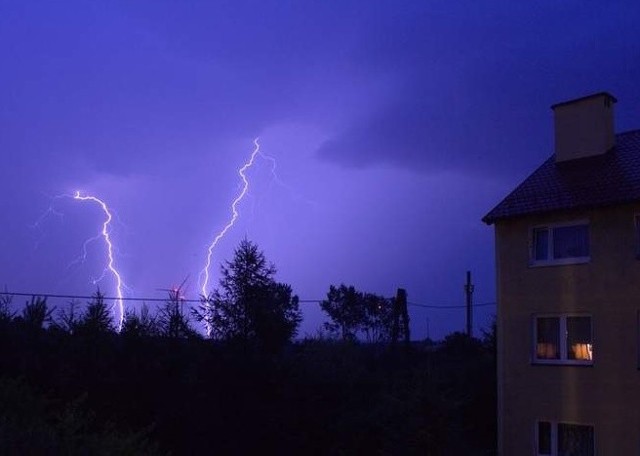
[465,270,474,337]
[399,288,410,345]
[391,288,410,346]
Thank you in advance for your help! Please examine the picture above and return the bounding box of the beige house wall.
[496,202,640,455]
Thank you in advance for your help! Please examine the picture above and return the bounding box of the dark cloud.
[317,1,640,176]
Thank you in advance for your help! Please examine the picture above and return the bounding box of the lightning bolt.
[30,194,67,251]
[259,148,316,207]
[199,137,261,334]
[260,151,285,186]
[73,191,126,332]
[65,233,102,273]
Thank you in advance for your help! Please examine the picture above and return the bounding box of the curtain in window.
[534,228,549,261]
[553,225,589,259]
[567,317,592,360]
[558,423,594,456]
[536,318,560,359]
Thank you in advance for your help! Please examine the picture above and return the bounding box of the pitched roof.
[482,129,640,225]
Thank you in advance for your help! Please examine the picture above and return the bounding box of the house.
[483,92,640,455]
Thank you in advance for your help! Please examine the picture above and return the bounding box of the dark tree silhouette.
[362,293,394,343]
[19,296,54,331]
[0,290,15,326]
[320,284,365,341]
[54,300,81,334]
[158,288,197,339]
[196,239,302,350]
[320,286,395,343]
[481,315,497,357]
[0,284,498,455]
[75,290,114,335]
[0,378,160,455]
[121,304,160,338]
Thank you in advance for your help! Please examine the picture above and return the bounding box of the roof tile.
[482,130,640,224]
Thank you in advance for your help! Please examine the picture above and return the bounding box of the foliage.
[19,296,54,330]
[0,261,498,454]
[157,288,198,339]
[0,289,15,325]
[362,292,395,343]
[320,284,395,342]
[320,284,364,341]
[0,294,497,455]
[195,239,302,351]
[0,377,161,455]
[54,300,81,334]
[481,315,497,357]
[75,290,114,335]
[121,304,160,338]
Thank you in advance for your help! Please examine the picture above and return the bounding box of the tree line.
[2,239,406,348]
[0,239,496,455]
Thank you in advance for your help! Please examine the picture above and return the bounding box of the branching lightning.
[259,150,288,190]
[73,191,126,331]
[200,137,261,296]
[259,147,316,207]
[65,233,103,273]
[199,138,262,334]
[30,194,67,251]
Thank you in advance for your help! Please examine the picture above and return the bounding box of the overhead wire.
[0,291,495,309]
[408,301,496,309]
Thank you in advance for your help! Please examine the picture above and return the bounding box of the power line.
[0,291,496,309]
[0,291,199,304]
[407,301,496,309]
[0,291,326,305]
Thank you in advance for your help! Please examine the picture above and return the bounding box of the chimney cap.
[551,92,617,110]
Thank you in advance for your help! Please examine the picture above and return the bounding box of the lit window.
[536,318,560,360]
[534,315,592,364]
[537,421,594,456]
[531,223,590,265]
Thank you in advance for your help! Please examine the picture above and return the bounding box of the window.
[537,421,552,455]
[531,222,590,265]
[537,421,594,456]
[637,310,640,369]
[534,315,593,364]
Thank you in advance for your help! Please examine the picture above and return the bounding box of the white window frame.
[530,220,590,266]
[535,420,555,456]
[535,420,595,456]
[634,214,640,259]
[637,310,640,369]
[532,314,593,365]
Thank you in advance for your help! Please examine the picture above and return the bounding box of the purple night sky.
[1,1,639,339]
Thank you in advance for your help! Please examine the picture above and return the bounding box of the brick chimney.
[551,92,617,162]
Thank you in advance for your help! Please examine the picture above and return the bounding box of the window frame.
[536,420,555,456]
[535,420,595,456]
[532,314,593,366]
[637,310,640,370]
[634,214,640,259]
[529,220,591,267]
